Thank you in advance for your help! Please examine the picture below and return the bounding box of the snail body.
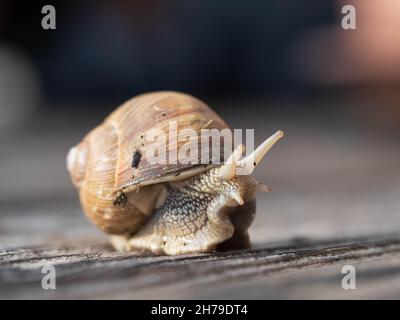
[67,91,283,255]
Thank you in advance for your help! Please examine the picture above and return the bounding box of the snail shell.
[67,91,284,255]
[67,91,228,234]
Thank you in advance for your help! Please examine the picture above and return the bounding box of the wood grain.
[1,101,400,299]
[1,234,400,299]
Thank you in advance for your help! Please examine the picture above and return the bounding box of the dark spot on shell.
[131,149,142,168]
[174,172,181,177]
[162,113,166,117]
[113,191,127,208]
[254,161,257,166]
[141,143,145,147]
[140,135,144,139]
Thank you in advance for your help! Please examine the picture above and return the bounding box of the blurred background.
[1,0,400,278]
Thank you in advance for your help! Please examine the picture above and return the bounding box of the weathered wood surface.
[1,234,400,299]
[1,102,400,299]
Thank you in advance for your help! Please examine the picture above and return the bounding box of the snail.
[66,91,284,255]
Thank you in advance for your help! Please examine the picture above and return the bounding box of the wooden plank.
[1,102,400,299]
[1,236,400,299]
